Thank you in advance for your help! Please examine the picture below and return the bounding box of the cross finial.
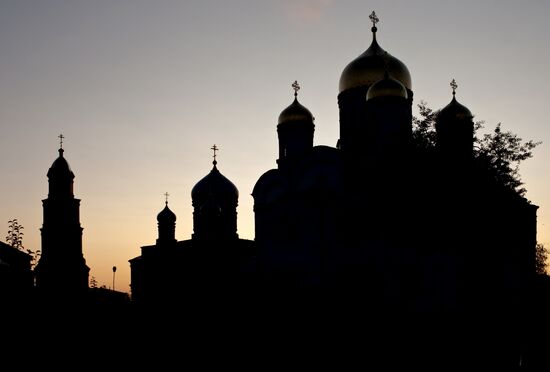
[292,80,300,98]
[211,144,219,166]
[58,133,65,149]
[164,192,169,205]
[369,11,379,28]
[450,79,458,97]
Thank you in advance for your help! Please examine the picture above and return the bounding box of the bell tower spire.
[35,136,90,297]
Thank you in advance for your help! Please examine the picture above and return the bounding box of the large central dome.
[339,24,411,93]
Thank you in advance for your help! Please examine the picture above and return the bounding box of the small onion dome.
[157,204,176,223]
[366,71,408,101]
[339,26,411,93]
[47,148,74,178]
[278,97,314,124]
[439,96,473,121]
[191,162,239,202]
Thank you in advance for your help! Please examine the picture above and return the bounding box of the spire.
[47,133,75,198]
[450,78,458,98]
[369,10,379,40]
[211,144,219,167]
[164,192,169,206]
[292,80,300,100]
[58,133,65,156]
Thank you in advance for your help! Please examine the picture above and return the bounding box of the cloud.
[284,0,334,24]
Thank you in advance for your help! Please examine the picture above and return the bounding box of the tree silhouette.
[412,101,437,152]
[476,123,540,196]
[6,219,40,269]
[26,249,40,270]
[535,243,548,275]
[90,276,98,288]
[412,102,540,196]
[6,219,24,250]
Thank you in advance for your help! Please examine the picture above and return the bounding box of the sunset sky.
[1,0,549,292]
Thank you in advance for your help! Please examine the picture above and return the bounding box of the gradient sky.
[1,0,549,293]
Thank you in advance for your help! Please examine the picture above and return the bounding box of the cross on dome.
[211,144,219,166]
[450,79,458,96]
[292,80,300,98]
[369,11,379,27]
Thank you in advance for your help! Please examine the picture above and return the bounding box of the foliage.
[6,219,24,250]
[6,219,40,270]
[26,249,41,271]
[90,276,98,288]
[475,123,540,196]
[411,101,437,152]
[412,101,540,196]
[535,243,548,275]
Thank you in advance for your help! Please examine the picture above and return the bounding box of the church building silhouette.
[2,10,543,368]
[129,13,537,314]
[35,135,90,297]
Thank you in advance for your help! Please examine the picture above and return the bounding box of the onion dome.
[47,148,74,179]
[156,193,176,244]
[439,79,473,120]
[366,70,408,101]
[157,202,176,223]
[47,135,76,198]
[339,11,411,93]
[278,80,314,124]
[191,147,238,204]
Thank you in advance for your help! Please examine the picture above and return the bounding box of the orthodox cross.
[369,11,379,28]
[450,79,458,97]
[164,192,169,205]
[58,133,65,149]
[292,80,300,98]
[211,144,219,164]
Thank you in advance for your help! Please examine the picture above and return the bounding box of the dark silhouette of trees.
[476,123,541,196]
[6,219,24,250]
[412,101,437,152]
[6,218,40,269]
[536,243,548,275]
[90,276,98,288]
[412,102,540,196]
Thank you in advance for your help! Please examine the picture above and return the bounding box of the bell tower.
[35,135,90,296]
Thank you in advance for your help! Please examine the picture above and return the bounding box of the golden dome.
[439,96,473,120]
[278,97,314,124]
[439,80,473,120]
[339,27,411,93]
[278,81,314,124]
[366,71,408,100]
